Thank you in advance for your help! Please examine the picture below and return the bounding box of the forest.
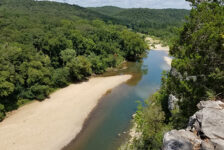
[129,0,224,149]
[89,6,190,44]
[0,0,148,120]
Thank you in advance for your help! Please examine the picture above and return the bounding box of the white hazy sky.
[46,0,191,9]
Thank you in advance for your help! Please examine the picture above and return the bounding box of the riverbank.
[120,37,172,149]
[145,37,170,51]
[0,75,131,150]
[145,37,172,66]
[63,49,172,150]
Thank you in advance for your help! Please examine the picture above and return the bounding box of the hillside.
[89,6,190,43]
[0,0,119,22]
[0,0,147,120]
[89,6,125,16]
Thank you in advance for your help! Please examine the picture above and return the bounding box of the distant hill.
[0,0,118,22]
[89,6,190,43]
[89,6,125,16]
[89,6,189,28]
[3,0,189,43]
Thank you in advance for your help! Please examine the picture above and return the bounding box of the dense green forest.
[128,0,224,149]
[0,0,147,120]
[89,6,190,44]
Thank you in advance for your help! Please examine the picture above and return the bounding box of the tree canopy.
[89,6,190,44]
[0,0,147,121]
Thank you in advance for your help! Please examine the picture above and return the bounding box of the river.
[63,50,171,150]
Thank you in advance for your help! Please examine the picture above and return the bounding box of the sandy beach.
[145,37,170,51]
[145,37,172,65]
[0,75,131,150]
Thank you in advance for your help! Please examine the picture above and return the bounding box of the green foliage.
[0,0,147,121]
[16,99,31,107]
[60,49,77,65]
[52,68,70,87]
[0,80,15,97]
[168,1,224,126]
[0,104,5,121]
[131,92,172,150]
[88,54,107,74]
[186,0,224,6]
[89,6,190,44]
[121,31,148,61]
[67,56,92,81]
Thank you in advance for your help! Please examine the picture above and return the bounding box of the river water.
[63,50,171,150]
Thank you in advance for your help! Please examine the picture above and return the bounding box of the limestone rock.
[170,68,183,80]
[163,130,201,150]
[197,100,224,109]
[186,76,197,82]
[201,140,214,150]
[168,94,179,111]
[163,100,224,150]
[170,67,199,82]
[195,101,224,150]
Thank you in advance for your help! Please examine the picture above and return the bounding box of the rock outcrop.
[163,100,224,150]
[170,68,198,82]
[170,68,183,80]
[168,94,179,111]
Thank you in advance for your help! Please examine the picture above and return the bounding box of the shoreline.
[146,37,172,66]
[0,75,132,150]
[145,37,170,51]
[121,37,173,149]
[163,56,172,66]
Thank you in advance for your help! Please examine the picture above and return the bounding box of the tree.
[52,67,70,87]
[186,0,224,6]
[60,48,76,65]
[0,79,15,97]
[19,53,52,100]
[168,0,224,125]
[67,56,92,81]
[121,31,147,61]
[88,54,107,74]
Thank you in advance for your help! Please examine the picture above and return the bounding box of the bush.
[0,104,5,121]
[133,92,172,150]
[52,68,70,87]
[67,56,92,81]
[60,49,76,65]
[88,55,107,74]
[30,85,50,100]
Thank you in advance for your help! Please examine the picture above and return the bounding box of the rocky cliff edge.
[163,100,224,150]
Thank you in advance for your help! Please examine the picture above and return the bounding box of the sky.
[46,0,191,9]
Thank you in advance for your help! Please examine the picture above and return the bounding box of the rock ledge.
[163,100,224,150]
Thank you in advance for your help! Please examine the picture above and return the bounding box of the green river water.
[63,50,171,150]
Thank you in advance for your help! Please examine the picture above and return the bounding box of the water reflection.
[102,60,148,86]
[63,50,171,150]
